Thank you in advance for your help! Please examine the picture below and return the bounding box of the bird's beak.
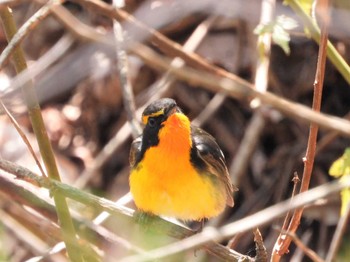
[165,105,179,118]
[171,107,179,115]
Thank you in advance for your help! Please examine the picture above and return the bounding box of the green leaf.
[272,24,292,54]
[298,0,314,15]
[276,15,299,30]
[340,175,350,216]
[283,0,314,15]
[329,148,350,177]
[329,148,350,216]
[254,15,298,55]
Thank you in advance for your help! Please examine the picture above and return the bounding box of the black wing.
[191,126,236,207]
[129,136,142,168]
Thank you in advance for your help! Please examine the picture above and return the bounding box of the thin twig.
[272,172,300,258]
[112,0,141,139]
[214,0,275,227]
[254,228,267,262]
[72,16,218,189]
[1,158,349,262]
[132,44,350,137]
[0,209,51,255]
[283,173,300,230]
[0,100,46,177]
[0,0,65,69]
[229,112,266,185]
[0,173,57,222]
[73,122,131,188]
[285,0,350,84]
[271,0,330,259]
[325,201,350,262]
[251,0,275,105]
[119,179,350,262]
[0,0,29,8]
[20,1,350,138]
[316,112,350,154]
[0,4,82,261]
[0,158,249,262]
[46,10,246,260]
[280,230,325,262]
[68,0,254,85]
[1,34,74,105]
[135,15,218,106]
[47,0,350,137]
[191,92,226,127]
[49,3,110,44]
[0,159,350,258]
[229,0,275,184]
[69,0,350,90]
[0,173,144,260]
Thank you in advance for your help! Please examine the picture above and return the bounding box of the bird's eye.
[148,117,156,127]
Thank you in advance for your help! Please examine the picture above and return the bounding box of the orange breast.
[129,113,227,220]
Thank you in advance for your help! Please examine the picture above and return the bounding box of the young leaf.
[329,148,350,177]
[298,0,314,15]
[329,148,350,216]
[340,175,350,215]
[254,15,298,55]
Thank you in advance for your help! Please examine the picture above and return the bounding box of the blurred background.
[0,0,350,261]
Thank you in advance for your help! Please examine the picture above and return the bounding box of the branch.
[46,0,350,140]
[0,158,247,261]
[271,0,330,258]
[120,179,350,262]
[0,0,65,69]
[285,0,350,84]
[112,0,141,139]
[281,230,324,262]
[132,44,350,137]
[0,4,82,261]
[325,201,350,261]
[1,157,348,261]
[0,100,46,177]
[230,0,275,186]
[70,0,350,88]
[0,172,145,259]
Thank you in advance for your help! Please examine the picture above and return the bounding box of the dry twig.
[271,0,330,259]
[280,230,324,262]
[0,158,250,261]
[325,201,350,262]
[0,0,65,69]
[70,15,218,188]
[254,228,267,262]
[230,0,275,185]
[119,179,350,262]
[0,101,46,177]
[113,14,141,139]
[0,3,82,261]
[132,44,350,137]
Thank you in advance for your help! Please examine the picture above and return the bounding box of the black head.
[135,98,180,164]
[142,98,178,124]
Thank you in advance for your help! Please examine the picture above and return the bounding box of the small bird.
[129,98,236,221]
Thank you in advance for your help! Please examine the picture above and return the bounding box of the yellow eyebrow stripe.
[142,109,164,125]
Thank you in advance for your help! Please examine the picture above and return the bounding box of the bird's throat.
[158,113,192,155]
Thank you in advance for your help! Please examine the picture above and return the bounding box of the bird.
[129,98,236,221]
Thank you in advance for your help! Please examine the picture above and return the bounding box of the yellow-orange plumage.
[129,98,235,221]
